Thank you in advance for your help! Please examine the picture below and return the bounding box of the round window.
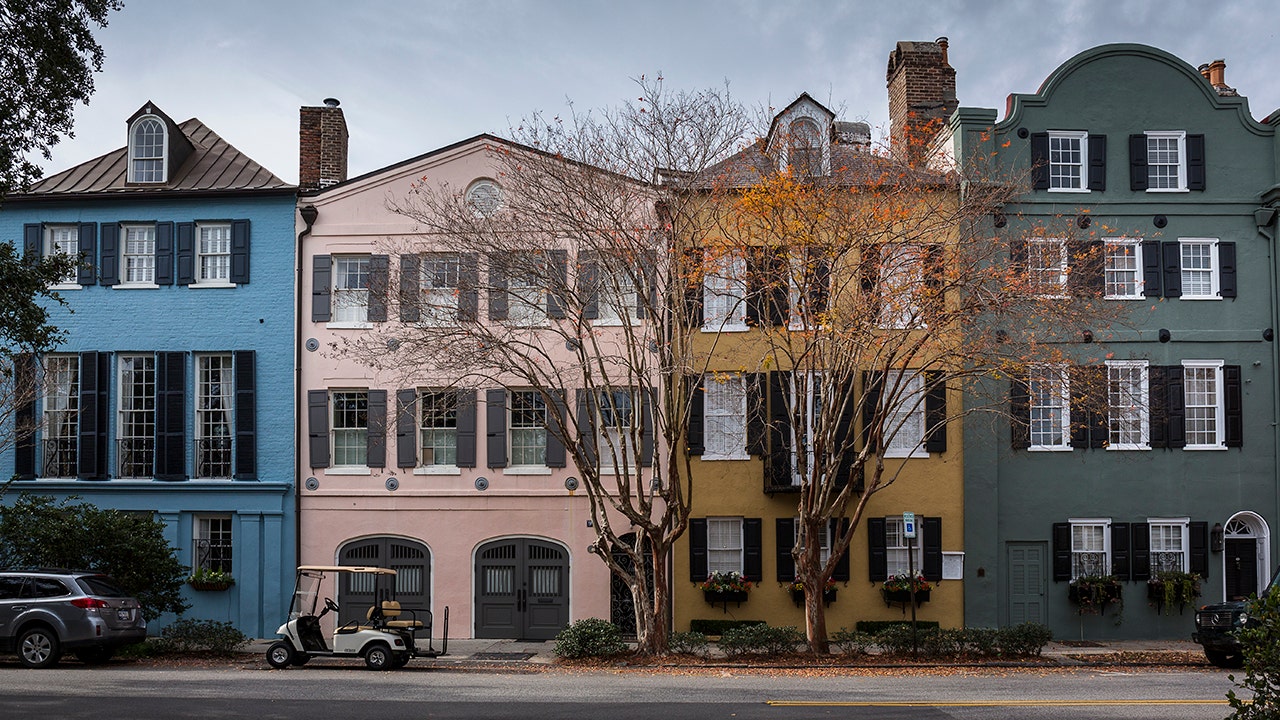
[466,180,502,218]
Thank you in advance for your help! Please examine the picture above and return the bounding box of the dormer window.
[129,116,167,183]
[788,119,822,177]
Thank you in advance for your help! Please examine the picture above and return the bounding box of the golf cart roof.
[297,565,398,575]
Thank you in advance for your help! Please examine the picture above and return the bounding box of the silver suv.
[0,570,147,668]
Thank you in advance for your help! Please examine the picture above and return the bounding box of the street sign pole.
[904,512,918,658]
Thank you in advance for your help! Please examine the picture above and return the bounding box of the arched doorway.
[610,533,654,639]
[1223,512,1271,601]
[336,537,431,628]
[474,538,569,640]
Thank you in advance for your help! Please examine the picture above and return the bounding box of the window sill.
[598,466,639,475]
[1184,445,1228,451]
[593,319,640,327]
[189,282,237,289]
[1179,295,1223,301]
[884,450,929,459]
[1146,188,1190,193]
[1047,187,1090,193]
[701,324,749,333]
[113,283,160,290]
[327,321,373,329]
[1106,445,1151,451]
[327,467,372,475]
[1028,445,1073,452]
[702,453,751,461]
[50,283,82,291]
[1104,295,1147,301]
[413,466,462,475]
[502,466,552,476]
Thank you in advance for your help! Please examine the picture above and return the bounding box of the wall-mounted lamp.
[1211,522,1225,553]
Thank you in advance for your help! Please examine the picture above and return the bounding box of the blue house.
[0,102,297,636]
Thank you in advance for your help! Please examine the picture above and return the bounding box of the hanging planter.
[1068,575,1123,615]
[1147,571,1202,615]
[789,580,837,607]
[188,568,235,592]
[699,571,751,612]
[881,572,932,608]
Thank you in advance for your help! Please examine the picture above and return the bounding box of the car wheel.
[364,642,392,670]
[266,641,295,669]
[290,653,311,666]
[1205,649,1244,669]
[17,627,62,669]
[75,647,114,665]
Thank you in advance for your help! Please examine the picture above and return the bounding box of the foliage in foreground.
[154,619,249,656]
[1227,584,1280,719]
[553,618,627,659]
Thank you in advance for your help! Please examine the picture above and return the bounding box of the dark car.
[0,569,147,668]
[1192,566,1279,668]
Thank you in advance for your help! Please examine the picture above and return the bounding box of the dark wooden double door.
[475,538,569,640]
[337,537,431,628]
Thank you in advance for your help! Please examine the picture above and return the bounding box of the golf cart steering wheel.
[324,597,340,613]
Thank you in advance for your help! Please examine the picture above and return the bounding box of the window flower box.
[700,571,751,612]
[1147,570,1202,615]
[188,568,235,592]
[880,587,931,607]
[1068,574,1122,615]
[789,580,837,607]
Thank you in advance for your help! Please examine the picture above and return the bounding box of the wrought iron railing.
[1072,551,1108,578]
[195,538,233,573]
[116,438,154,478]
[42,438,78,478]
[195,437,233,478]
[1152,551,1185,574]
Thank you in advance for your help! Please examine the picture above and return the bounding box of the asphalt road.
[0,663,1247,720]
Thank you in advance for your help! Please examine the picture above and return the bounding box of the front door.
[1007,542,1047,625]
[610,534,654,638]
[1225,538,1258,601]
[337,537,432,627]
[475,538,569,640]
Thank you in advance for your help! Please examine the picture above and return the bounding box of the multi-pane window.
[596,265,639,325]
[117,355,156,478]
[508,260,548,326]
[792,373,823,485]
[1029,365,1069,450]
[129,117,166,183]
[509,390,547,467]
[885,516,924,578]
[703,374,747,460]
[45,226,79,285]
[706,517,744,575]
[196,355,233,478]
[466,179,502,218]
[1149,520,1189,574]
[1183,361,1224,449]
[787,118,822,177]
[420,254,461,324]
[419,390,458,467]
[122,225,156,284]
[197,224,232,284]
[1027,238,1068,297]
[1146,131,1186,190]
[1071,521,1109,579]
[597,390,636,472]
[194,516,232,573]
[332,255,371,324]
[885,371,927,458]
[1048,131,1087,191]
[1107,361,1149,449]
[1104,239,1142,299]
[793,520,832,567]
[878,244,923,328]
[703,252,747,330]
[331,390,368,467]
[1179,239,1219,299]
[42,355,79,478]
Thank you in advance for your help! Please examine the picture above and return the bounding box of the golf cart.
[266,565,447,670]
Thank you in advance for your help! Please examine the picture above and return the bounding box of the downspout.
[1258,196,1279,585]
[295,204,319,570]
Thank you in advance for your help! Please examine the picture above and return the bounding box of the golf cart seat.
[368,600,424,629]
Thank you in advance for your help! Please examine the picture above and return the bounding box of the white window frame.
[786,117,825,177]
[1103,237,1144,300]
[128,115,167,184]
[1178,238,1220,300]
[193,515,233,574]
[1145,130,1187,192]
[330,389,369,470]
[791,371,822,486]
[1182,360,1225,450]
[1029,364,1070,451]
[1148,517,1190,574]
[1106,360,1149,450]
[508,389,548,469]
[878,243,924,329]
[330,255,371,328]
[195,222,234,287]
[507,255,549,327]
[119,224,157,287]
[117,354,156,478]
[706,517,744,575]
[703,374,748,461]
[417,389,458,471]
[41,354,79,478]
[594,263,640,327]
[195,354,234,479]
[1069,518,1111,580]
[884,371,928,458]
[786,249,826,330]
[597,389,637,474]
[466,179,502,218]
[793,519,832,567]
[1027,238,1068,298]
[419,253,461,326]
[1047,130,1089,192]
[885,515,924,579]
[702,251,748,332]
[44,225,80,288]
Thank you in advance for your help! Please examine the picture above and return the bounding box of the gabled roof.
[12,118,293,200]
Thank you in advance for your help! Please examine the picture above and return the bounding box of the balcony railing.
[42,438,77,478]
[195,538,233,573]
[116,438,154,478]
[196,437,233,478]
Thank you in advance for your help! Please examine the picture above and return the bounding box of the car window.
[26,578,71,598]
[0,577,26,600]
[76,576,129,598]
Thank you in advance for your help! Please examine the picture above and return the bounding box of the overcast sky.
[41,0,1280,185]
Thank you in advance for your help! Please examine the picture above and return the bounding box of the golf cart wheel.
[364,642,392,670]
[17,627,62,669]
[1205,648,1244,669]
[390,653,410,669]
[266,641,295,669]
[290,652,311,666]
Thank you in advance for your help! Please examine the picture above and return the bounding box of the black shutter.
[23,223,41,259]
[1111,522,1131,580]
[311,255,332,322]
[487,253,508,320]
[153,352,185,480]
[459,253,479,321]
[399,254,421,323]
[366,389,387,468]
[307,390,330,468]
[1010,375,1030,449]
[1009,237,1027,276]
[1067,240,1103,297]
[233,350,256,479]
[689,518,708,582]
[746,373,765,455]
[861,371,882,451]
[1052,522,1072,581]
[808,254,831,318]
[745,247,763,327]
[13,354,36,479]
[456,389,477,468]
[175,222,195,285]
[546,249,568,319]
[1186,134,1206,191]
[1224,365,1243,447]
[545,390,567,468]
[230,219,250,284]
[1129,134,1149,191]
[776,518,796,582]
[1070,366,1090,449]
[578,252,599,319]
[1131,523,1151,582]
[861,244,881,321]
[1148,366,1168,449]
[78,352,109,479]
[396,389,418,469]
[834,377,856,487]
[832,518,851,582]
[154,222,174,285]
[1141,240,1162,297]
[576,389,597,469]
[683,249,703,326]
[1189,521,1209,578]
[99,222,119,286]
[686,376,704,455]
[1089,365,1107,448]
[767,248,789,326]
[924,372,947,453]
[764,371,791,490]
[486,388,507,468]
[1029,132,1049,190]
[743,518,763,582]
[922,516,942,582]
[1087,134,1107,191]
[640,388,654,467]
[1218,242,1236,299]
[867,517,887,582]
[367,255,388,322]
[1165,365,1186,448]
[77,222,97,285]
[1161,242,1182,298]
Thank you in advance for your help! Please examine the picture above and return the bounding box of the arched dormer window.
[129,116,167,183]
[787,118,822,177]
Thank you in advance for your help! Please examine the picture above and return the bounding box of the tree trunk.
[804,581,829,655]
[633,540,671,656]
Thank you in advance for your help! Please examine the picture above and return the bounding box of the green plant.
[920,627,965,657]
[552,618,626,659]
[788,578,837,593]
[830,628,876,656]
[718,623,805,656]
[700,571,752,593]
[855,620,939,634]
[668,631,709,656]
[1147,570,1201,614]
[996,622,1053,656]
[882,572,932,593]
[874,624,917,655]
[1227,583,1280,719]
[188,567,235,586]
[1068,574,1123,615]
[153,618,249,656]
[959,627,1000,656]
[689,619,765,636]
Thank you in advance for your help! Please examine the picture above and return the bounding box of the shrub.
[830,628,876,656]
[153,618,249,656]
[959,627,1000,657]
[668,631,709,656]
[689,619,765,636]
[1227,584,1280,719]
[718,624,805,656]
[996,622,1053,657]
[874,623,918,655]
[920,627,965,657]
[552,618,626,659]
[855,620,939,635]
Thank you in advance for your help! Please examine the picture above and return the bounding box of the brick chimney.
[299,98,348,191]
[886,38,958,163]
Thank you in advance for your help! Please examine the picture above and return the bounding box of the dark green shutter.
[99,223,119,286]
[1219,242,1236,299]
[154,351,185,480]
[396,389,418,469]
[743,518,763,582]
[154,222,174,285]
[1148,366,1168,449]
[1161,242,1182,298]
[746,373,765,455]
[682,248,703,326]
[922,517,942,582]
[1067,240,1103,297]
[1029,132,1049,189]
[1010,375,1030,450]
[867,517,887,582]
[307,390,330,468]
[13,354,36,479]
[229,219,250,284]
[776,518,796,582]
[924,372,946,453]
[1190,522,1209,578]
[686,376,704,455]
[311,255,331,322]
[175,222,195,285]
[77,223,97,285]
[1129,134,1149,191]
[861,371,882,451]
[1131,523,1151,581]
[832,518,851,582]
[486,389,507,468]
[1141,240,1162,297]
[456,389,477,468]
[233,351,256,479]
[1111,522,1130,580]
[764,371,792,491]
[399,255,420,323]
[1224,365,1243,447]
[78,352,109,479]
[1186,134,1206,191]
[1052,522,1072,581]
[1087,134,1107,190]
[1070,366,1090,449]
[366,389,387,468]
[1165,366,1186,448]
[367,255,388,322]
[834,377,856,486]
[23,223,41,259]
[689,518,708,581]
